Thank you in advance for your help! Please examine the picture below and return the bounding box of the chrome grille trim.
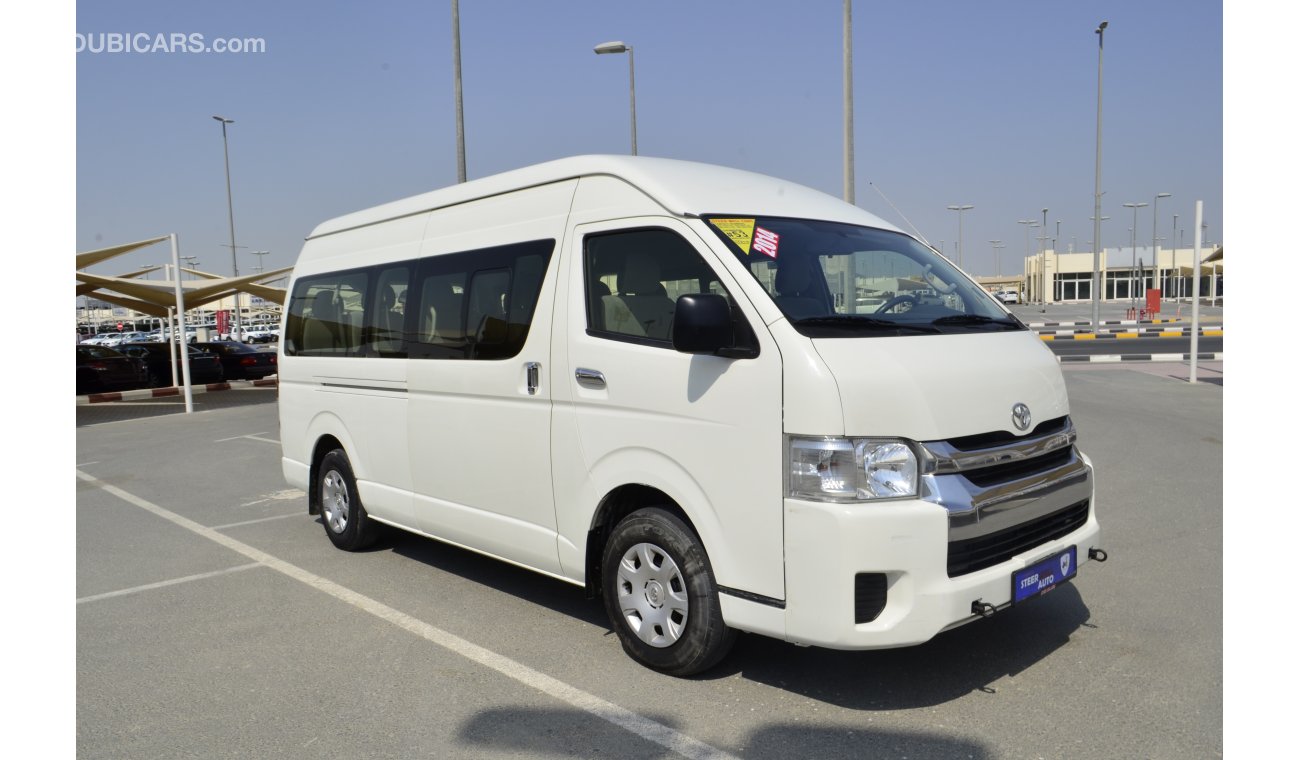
[920,418,1076,475]
[918,417,1093,548]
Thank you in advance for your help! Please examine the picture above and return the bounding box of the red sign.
[216,310,229,335]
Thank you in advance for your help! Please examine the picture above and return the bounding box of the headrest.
[311,290,337,319]
[775,263,814,296]
[622,255,664,296]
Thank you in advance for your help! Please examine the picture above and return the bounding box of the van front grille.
[946,500,1089,577]
[962,447,1074,488]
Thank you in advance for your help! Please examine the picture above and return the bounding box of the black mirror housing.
[672,294,734,354]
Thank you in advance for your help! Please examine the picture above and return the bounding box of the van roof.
[307,154,901,240]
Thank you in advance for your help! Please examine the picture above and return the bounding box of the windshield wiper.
[930,314,1021,328]
[792,315,940,333]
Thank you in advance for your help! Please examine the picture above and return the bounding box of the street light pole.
[594,41,637,155]
[1173,213,1180,299]
[451,0,466,182]
[213,115,242,340]
[251,250,269,274]
[1123,201,1149,306]
[843,0,854,204]
[1040,208,1049,312]
[947,204,974,270]
[1018,219,1038,302]
[1152,192,1171,299]
[1091,20,1108,330]
[989,240,1005,277]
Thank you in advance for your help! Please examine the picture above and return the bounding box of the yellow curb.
[1073,334,1097,340]
[1039,335,1055,341]
[1157,331,1182,337]
[1204,329,1223,337]
[1116,333,1140,339]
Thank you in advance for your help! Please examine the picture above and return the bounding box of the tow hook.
[1088,548,1109,563]
[971,600,997,618]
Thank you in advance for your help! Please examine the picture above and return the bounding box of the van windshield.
[704,216,1021,337]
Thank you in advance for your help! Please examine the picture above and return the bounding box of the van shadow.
[384,528,1092,712]
[710,585,1094,710]
[457,707,993,759]
[385,530,610,629]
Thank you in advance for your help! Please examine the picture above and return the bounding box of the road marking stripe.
[215,432,268,442]
[215,433,281,445]
[77,563,261,604]
[75,470,737,760]
[210,512,302,530]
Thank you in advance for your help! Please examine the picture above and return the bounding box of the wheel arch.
[584,483,706,599]
[306,433,345,516]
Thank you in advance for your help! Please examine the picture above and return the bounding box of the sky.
[71,0,1222,282]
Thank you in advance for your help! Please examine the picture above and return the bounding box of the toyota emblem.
[1012,403,1032,432]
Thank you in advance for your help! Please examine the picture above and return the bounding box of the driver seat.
[774,263,825,320]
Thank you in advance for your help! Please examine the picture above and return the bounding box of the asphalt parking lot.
[75,367,1223,759]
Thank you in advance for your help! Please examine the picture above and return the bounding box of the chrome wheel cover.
[321,468,350,534]
[616,542,689,648]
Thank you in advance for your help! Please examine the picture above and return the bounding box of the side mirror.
[672,294,733,354]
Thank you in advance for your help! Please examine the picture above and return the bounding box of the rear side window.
[284,239,553,361]
[284,272,369,356]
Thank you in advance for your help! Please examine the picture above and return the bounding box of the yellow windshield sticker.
[711,218,755,254]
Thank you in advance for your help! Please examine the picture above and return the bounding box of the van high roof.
[307,154,901,240]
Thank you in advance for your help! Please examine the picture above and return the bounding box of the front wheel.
[601,507,736,677]
[317,449,380,551]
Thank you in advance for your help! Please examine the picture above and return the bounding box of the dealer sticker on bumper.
[1012,546,1077,605]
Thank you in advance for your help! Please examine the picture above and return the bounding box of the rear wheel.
[318,449,380,551]
[601,507,735,676]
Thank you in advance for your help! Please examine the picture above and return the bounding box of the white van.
[278,155,1103,676]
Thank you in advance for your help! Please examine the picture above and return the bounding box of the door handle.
[574,368,606,389]
[525,362,541,395]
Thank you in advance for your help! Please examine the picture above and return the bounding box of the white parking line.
[215,433,280,445]
[211,512,302,530]
[75,470,737,760]
[215,432,267,442]
[77,563,261,604]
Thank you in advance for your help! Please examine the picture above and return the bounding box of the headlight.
[788,437,919,502]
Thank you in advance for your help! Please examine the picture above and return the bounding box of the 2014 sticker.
[753,226,780,258]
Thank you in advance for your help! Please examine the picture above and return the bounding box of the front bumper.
[777,492,1101,650]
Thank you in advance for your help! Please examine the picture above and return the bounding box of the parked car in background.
[119,343,225,387]
[243,325,280,343]
[77,345,147,394]
[191,342,277,380]
[995,290,1020,304]
[82,332,121,347]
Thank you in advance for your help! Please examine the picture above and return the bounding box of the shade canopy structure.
[77,236,291,315]
[1173,246,1224,275]
[75,236,170,270]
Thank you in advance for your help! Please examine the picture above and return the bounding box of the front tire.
[601,507,736,676]
[317,449,380,551]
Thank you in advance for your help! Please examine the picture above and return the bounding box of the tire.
[601,507,736,676]
[317,449,380,551]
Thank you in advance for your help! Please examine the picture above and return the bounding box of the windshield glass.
[705,216,1021,337]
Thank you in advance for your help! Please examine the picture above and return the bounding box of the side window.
[364,266,410,356]
[584,228,754,350]
[284,271,368,356]
[407,240,554,361]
